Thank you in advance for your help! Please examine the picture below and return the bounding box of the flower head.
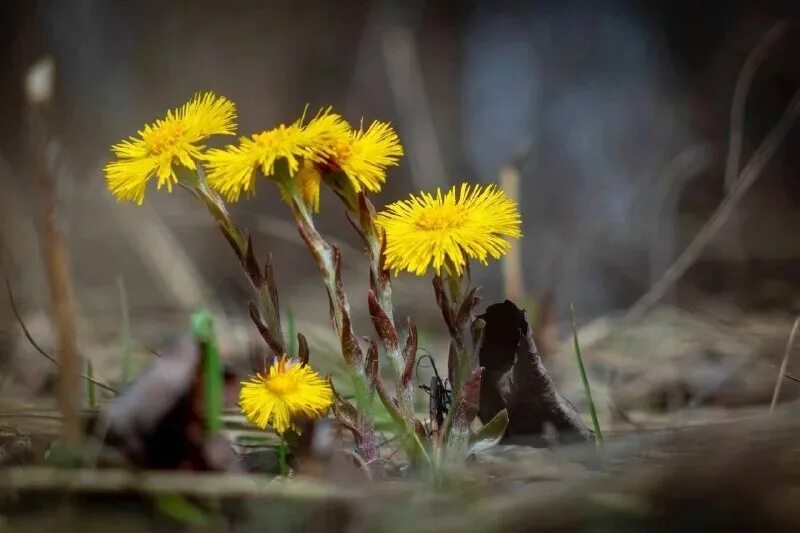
[322,121,403,193]
[204,109,350,203]
[376,183,522,276]
[104,92,237,204]
[239,355,333,435]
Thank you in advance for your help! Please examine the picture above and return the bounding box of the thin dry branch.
[627,87,800,320]
[6,278,116,394]
[771,316,800,412]
[28,84,81,444]
[724,22,790,192]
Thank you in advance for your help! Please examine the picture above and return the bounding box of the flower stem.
[358,195,417,429]
[273,162,378,461]
[187,163,285,355]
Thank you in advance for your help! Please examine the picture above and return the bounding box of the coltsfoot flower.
[104,92,237,204]
[320,121,403,194]
[376,183,522,276]
[204,109,350,204]
[239,355,333,435]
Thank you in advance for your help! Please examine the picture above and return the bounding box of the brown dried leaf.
[433,275,457,338]
[333,246,363,368]
[244,234,263,287]
[248,301,283,357]
[478,300,592,445]
[297,333,309,366]
[447,341,459,387]
[457,287,481,326]
[401,317,418,387]
[459,367,483,422]
[263,254,282,327]
[368,290,398,350]
[101,339,241,471]
[219,221,244,263]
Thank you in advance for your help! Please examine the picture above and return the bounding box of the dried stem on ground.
[27,87,81,445]
[6,278,116,394]
[770,316,800,412]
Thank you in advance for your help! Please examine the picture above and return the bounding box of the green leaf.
[86,360,96,409]
[155,494,210,525]
[192,311,222,435]
[570,303,603,445]
[467,408,509,456]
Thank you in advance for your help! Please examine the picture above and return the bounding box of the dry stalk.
[26,59,81,445]
[770,316,800,412]
[627,87,800,320]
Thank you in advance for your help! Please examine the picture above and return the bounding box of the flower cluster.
[104,92,523,439]
[104,92,237,205]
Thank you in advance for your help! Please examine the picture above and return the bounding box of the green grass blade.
[117,276,133,383]
[86,360,97,409]
[192,311,222,435]
[570,302,603,445]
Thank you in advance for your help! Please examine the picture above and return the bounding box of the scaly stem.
[188,164,284,355]
[273,163,378,461]
[358,196,416,428]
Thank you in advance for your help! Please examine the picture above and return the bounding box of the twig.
[771,317,800,412]
[0,467,361,500]
[784,371,800,384]
[29,78,81,444]
[725,22,789,192]
[627,87,800,320]
[6,277,116,394]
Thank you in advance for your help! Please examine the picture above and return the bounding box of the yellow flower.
[295,162,324,213]
[204,109,350,204]
[104,92,237,204]
[322,121,403,193]
[239,355,333,435]
[376,183,522,276]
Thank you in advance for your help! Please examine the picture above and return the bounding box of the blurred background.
[2,0,800,420]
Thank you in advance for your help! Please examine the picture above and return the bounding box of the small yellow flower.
[376,183,522,276]
[239,355,333,435]
[322,121,403,193]
[104,92,237,204]
[204,109,350,204]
